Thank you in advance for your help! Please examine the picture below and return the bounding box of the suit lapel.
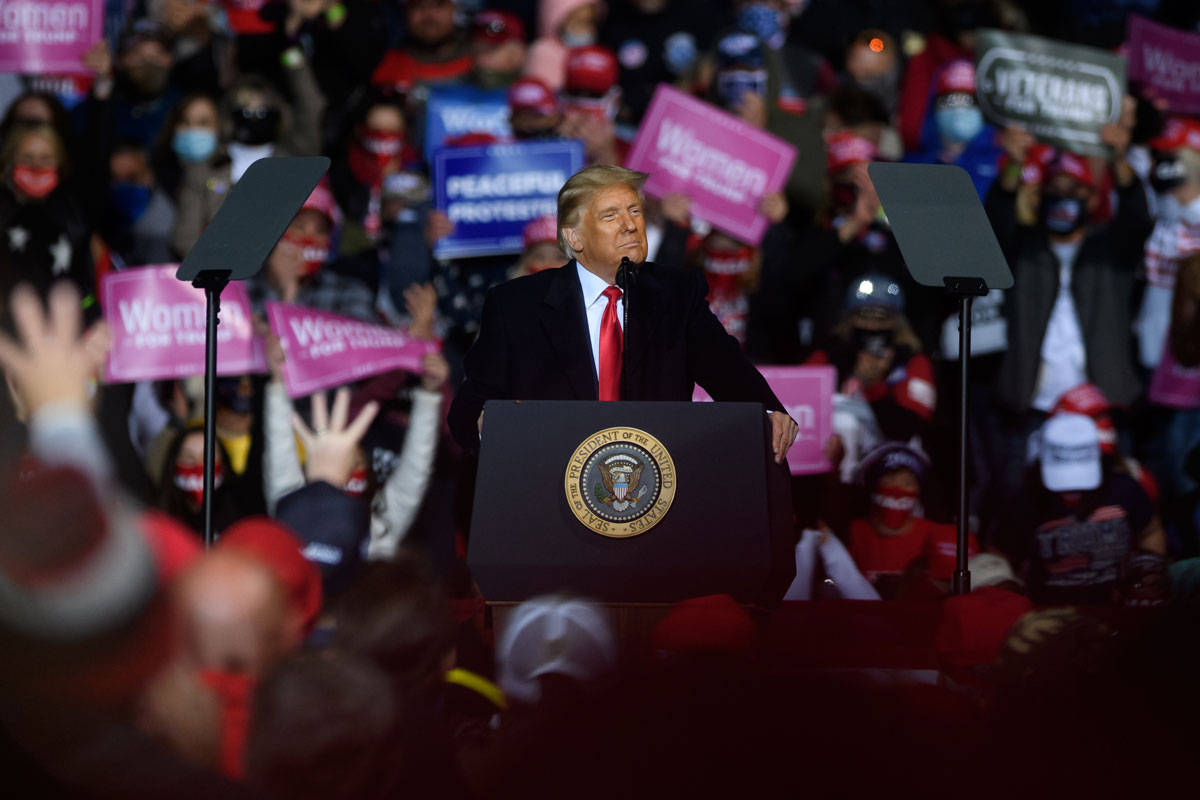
[540,262,597,400]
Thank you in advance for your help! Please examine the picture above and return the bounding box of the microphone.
[617,257,637,400]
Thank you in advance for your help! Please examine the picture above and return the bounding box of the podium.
[467,401,795,610]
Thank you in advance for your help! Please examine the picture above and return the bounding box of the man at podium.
[448,165,797,462]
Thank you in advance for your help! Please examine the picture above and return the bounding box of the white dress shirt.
[577,262,623,379]
[1033,240,1087,411]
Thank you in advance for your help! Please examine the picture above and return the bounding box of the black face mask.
[230,107,280,146]
[1041,194,1087,235]
[851,325,893,357]
[1150,155,1188,194]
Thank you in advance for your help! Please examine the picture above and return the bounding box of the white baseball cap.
[1040,412,1101,492]
[495,595,616,704]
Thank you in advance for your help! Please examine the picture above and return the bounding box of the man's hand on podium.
[769,411,798,465]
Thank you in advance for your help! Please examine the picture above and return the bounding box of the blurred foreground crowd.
[5,0,1200,797]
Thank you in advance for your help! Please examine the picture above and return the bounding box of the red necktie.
[598,285,623,401]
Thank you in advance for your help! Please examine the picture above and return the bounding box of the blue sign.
[424,85,513,163]
[432,140,585,259]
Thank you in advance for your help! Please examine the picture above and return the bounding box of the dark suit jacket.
[448,260,785,451]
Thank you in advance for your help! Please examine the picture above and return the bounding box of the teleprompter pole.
[195,271,230,549]
[945,277,987,596]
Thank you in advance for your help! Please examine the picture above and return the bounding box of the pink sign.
[0,0,104,75]
[1148,335,1200,408]
[694,365,835,475]
[267,302,439,398]
[625,84,797,246]
[103,265,267,383]
[1128,15,1200,115]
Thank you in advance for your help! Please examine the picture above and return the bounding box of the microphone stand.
[617,256,637,399]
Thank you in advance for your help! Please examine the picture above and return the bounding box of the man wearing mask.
[904,59,1001,199]
[104,141,177,266]
[103,21,180,148]
[987,122,1151,493]
[1136,119,1200,378]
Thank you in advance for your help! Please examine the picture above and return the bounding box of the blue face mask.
[935,106,984,144]
[111,182,152,226]
[561,30,595,48]
[172,127,218,163]
[717,69,768,109]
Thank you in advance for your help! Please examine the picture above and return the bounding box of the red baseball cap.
[935,587,1034,685]
[937,59,976,96]
[300,180,343,229]
[1052,382,1117,454]
[508,77,560,116]
[443,131,502,147]
[826,130,876,175]
[523,214,559,248]
[565,46,619,95]
[472,10,525,45]
[224,0,275,35]
[652,594,757,661]
[1149,116,1200,153]
[1045,150,1095,188]
[217,518,323,635]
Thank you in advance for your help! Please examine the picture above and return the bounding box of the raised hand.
[0,283,106,415]
[290,387,378,488]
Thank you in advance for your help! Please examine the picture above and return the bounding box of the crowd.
[4,0,1200,796]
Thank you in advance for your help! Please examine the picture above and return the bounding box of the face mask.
[345,466,369,497]
[174,460,224,508]
[1041,194,1087,235]
[716,69,768,109]
[561,30,596,48]
[111,182,152,226]
[737,3,785,48]
[871,485,918,529]
[282,231,330,276]
[1150,155,1188,194]
[12,164,58,199]
[231,107,280,146]
[361,129,404,158]
[857,70,899,113]
[173,127,217,163]
[935,105,984,144]
[128,63,170,96]
[851,325,893,357]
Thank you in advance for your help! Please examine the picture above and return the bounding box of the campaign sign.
[103,265,266,383]
[424,85,514,161]
[1147,336,1200,408]
[975,29,1126,156]
[0,0,104,75]
[267,302,439,398]
[1128,15,1200,115]
[625,84,797,246]
[693,365,835,475]
[432,140,584,259]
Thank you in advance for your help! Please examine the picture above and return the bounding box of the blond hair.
[556,165,649,259]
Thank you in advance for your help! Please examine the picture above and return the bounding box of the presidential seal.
[564,427,676,538]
